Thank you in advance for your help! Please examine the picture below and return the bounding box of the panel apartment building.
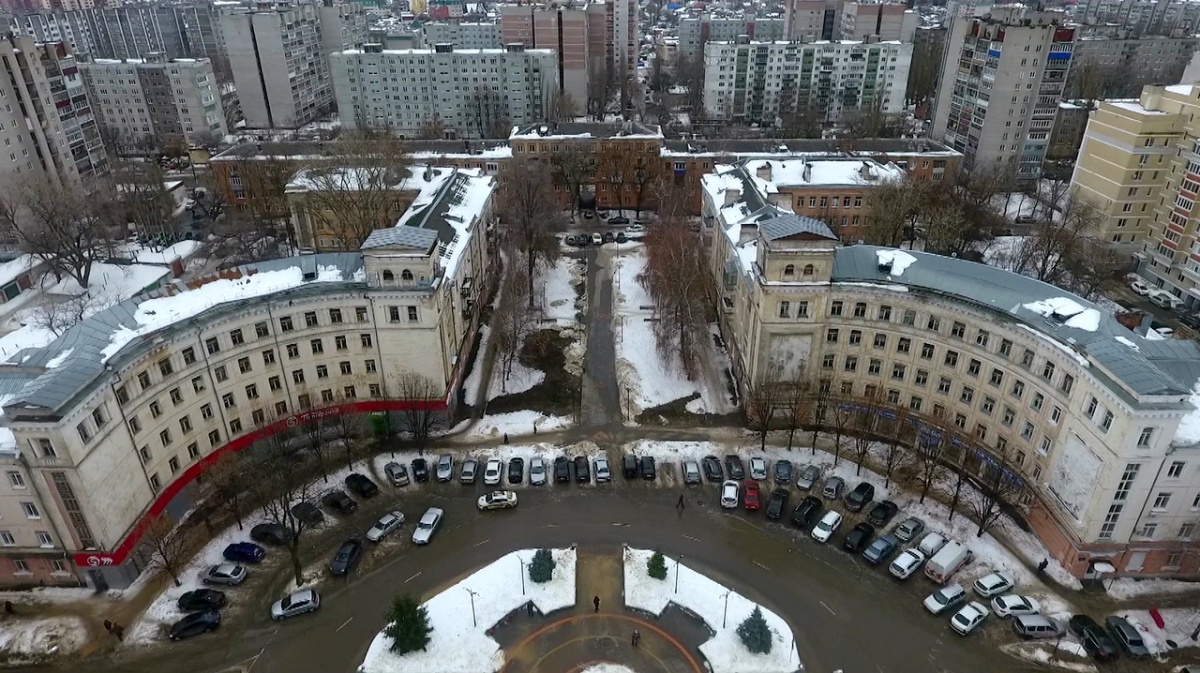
[1071,35,1199,99]
[932,5,1075,181]
[786,0,914,42]
[677,13,787,60]
[498,3,594,108]
[422,21,502,50]
[702,39,912,126]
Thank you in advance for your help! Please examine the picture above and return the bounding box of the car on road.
[743,481,761,511]
[749,456,768,481]
[923,584,967,615]
[640,456,656,480]
[411,458,430,483]
[845,482,875,512]
[478,490,519,511]
[894,517,925,543]
[950,602,990,635]
[384,461,410,487]
[867,500,899,527]
[842,522,875,553]
[812,511,842,543]
[329,538,363,576]
[460,459,479,484]
[1130,279,1151,296]
[483,458,503,485]
[271,589,320,621]
[863,534,899,564]
[702,456,724,482]
[821,476,845,499]
[1106,616,1150,659]
[574,456,591,483]
[436,454,454,482]
[1070,615,1120,661]
[720,480,740,508]
[223,542,265,564]
[889,549,926,580]
[725,455,745,480]
[992,595,1041,618]
[366,511,405,542]
[250,523,293,545]
[530,457,547,485]
[169,610,220,641]
[412,507,444,545]
[622,455,639,478]
[508,457,525,484]
[683,460,701,485]
[177,589,226,612]
[594,457,612,483]
[322,491,358,515]
[765,488,789,520]
[973,572,1015,598]
[774,460,793,484]
[791,496,822,528]
[204,563,247,586]
[609,216,630,225]
[624,222,644,232]
[345,473,378,498]
[554,456,572,483]
[796,464,821,490]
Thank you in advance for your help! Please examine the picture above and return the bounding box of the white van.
[924,540,973,583]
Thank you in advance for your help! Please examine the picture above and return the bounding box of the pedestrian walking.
[503,432,509,444]
[593,595,600,612]
[676,494,685,510]
[1037,558,1048,575]
[533,424,537,435]
[632,629,641,647]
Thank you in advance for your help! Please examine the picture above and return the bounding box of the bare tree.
[863,178,924,247]
[947,463,970,522]
[830,396,854,466]
[468,86,511,139]
[968,450,1024,537]
[550,148,591,216]
[638,217,711,381]
[28,292,114,338]
[547,89,580,123]
[300,418,333,483]
[913,432,947,504]
[204,449,249,530]
[746,375,785,451]
[874,411,909,489]
[808,379,833,456]
[492,260,535,392]
[849,389,884,476]
[779,378,810,451]
[395,371,442,455]
[906,38,943,112]
[418,114,448,140]
[499,159,563,306]
[140,513,190,587]
[328,407,366,470]
[116,162,179,243]
[779,102,823,139]
[247,442,317,588]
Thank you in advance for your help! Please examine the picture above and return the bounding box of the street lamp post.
[675,554,683,593]
[519,556,526,596]
[720,590,731,629]
[465,588,479,627]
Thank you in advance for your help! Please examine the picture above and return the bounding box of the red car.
[743,480,762,511]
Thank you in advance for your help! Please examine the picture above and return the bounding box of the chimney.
[859,160,875,180]
[756,161,772,182]
[723,186,742,207]
[802,160,812,183]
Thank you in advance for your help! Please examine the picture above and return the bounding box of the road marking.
[752,561,769,571]
[819,600,836,616]
[611,522,628,527]
[336,617,354,632]
[681,535,701,542]
[473,538,491,547]
[404,571,422,583]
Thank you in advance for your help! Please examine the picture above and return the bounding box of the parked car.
[563,234,576,246]
[574,456,591,483]
[615,232,627,243]
[345,473,379,498]
[625,222,644,232]
[204,563,247,586]
[992,595,1042,619]
[1130,279,1151,296]
[223,542,265,564]
[894,517,925,543]
[791,496,822,528]
[329,538,363,576]
[845,482,875,512]
[748,456,768,481]
[478,490,519,511]
[622,454,639,478]
[602,232,615,244]
[609,216,630,225]
[821,476,845,499]
[251,523,293,545]
[926,541,973,583]
[177,589,226,612]
[1106,615,1151,659]
[1070,615,1120,661]
[774,460,793,484]
[1181,313,1200,330]
[590,233,603,245]
[271,589,320,621]
[412,508,444,545]
[321,491,358,515]
[812,511,842,543]
[554,456,572,482]
[973,572,1015,598]
[866,500,899,527]
[411,458,429,483]
[366,511,405,542]
[863,534,899,565]
[796,464,821,490]
[483,458,503,485]
[169,610,220,641]
[842,522,876,553]
[765,488,789,520]
[743,481,761,511]
[702,456,724,482]
[460,459,479,484]
[640,456,656,480]
[529,457,547,485]
[720,480,740,508]
[725,455,745,480]
[950,602,990,635]
[1012,614,1064,640]
[594,457,612,483]
[889,549,926,580]
[507,457,525,484]
[436,454,454,482]
[918,532,948,557]
[683,460,702,484]
[384,461,410,487]
[923,583,967,615]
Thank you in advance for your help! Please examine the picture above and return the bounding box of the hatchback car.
[774,460,793,484]
[973,572,1015,598]
[384,461,410,487]
[725,455,745,480]
[748,456,768,481]
[1070,615,1120,661]
[845,482,875,512]
[924,584,967,615]
[271,589,320,621]
[507,457,525,484]
[842,522,876,553]
[889,549,926,580]
[791,496,822,528]
[796,464,821,490]
[321,491,358,515]
[483,458,503,485]
[460,459,479,484]
[436,454,454,482]
[683,460,702,485]
[345,473,378,498]
[411,458,430,482]
[720,480,740,508]
[412,507,444,545]
[812,511,842,543]
[894,517,926,543]
[250,522,293,545]
[950,602,990,635]
[574,456,591,482]
[223,542,265,564]
[366,511,405,542]
[204,563,247,586]
[169,610,220,641]
[867,500,899,527]
[640,456,656,480]
[992,594,1041,618]
[554,456,572,482]
[743,481,761,511]
[177,589,226,612]
[329,538,363,575]
[1105,615,1150,659]
[821,476,845,499]
[529,457,547,485]
[863,534,899,564]
[291,501,324,527]
[594,457,612,483]
[702,456,724,482]
[478,490,519,511]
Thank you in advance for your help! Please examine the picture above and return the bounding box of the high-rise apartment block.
[499,4,592,107]
[1071,35,1198,98]
[332,43,556,138]
[79,54,227,150]
[1073,0,1200,38]
[677,14,786,60]
[786,0,913,42]
[702,39,912,126]
[932,5,1074,181]
[422,21,501,50]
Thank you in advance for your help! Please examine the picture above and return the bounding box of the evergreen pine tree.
[384,594,433,654]
[736,606,773,655]
[647,550,668,580]
[528,548,556,583]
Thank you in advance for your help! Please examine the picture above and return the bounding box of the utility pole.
[519,556,526,596]
[721,590,731,629]
[465,588,478,627]
[675,554,682,593]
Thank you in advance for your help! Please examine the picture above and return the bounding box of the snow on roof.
[0,255,37,288]
[1166,83,1195,96]
[45,348,73,369]
[1022,297,1101,332]
[409,146,513,160]
[1108,101,1170,115]
[876,249,917,276]
[286,165,418,193]
[1176,381,1200,445]
[741,157,906,188]
[121,240,202,266]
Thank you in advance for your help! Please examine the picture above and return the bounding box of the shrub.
[384,594,433,654]
[736,606,772,655]
[529,549,556,584]
[647,551,667,580]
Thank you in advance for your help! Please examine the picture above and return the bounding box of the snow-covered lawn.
[624,547,799,673]
[1106,577,1200,601]
[489,359,544,399]
[0,616,88,663]
[541,257,584,325]
[1112,607,1200,657]
[359,548,577,673]
[468,410,572,438]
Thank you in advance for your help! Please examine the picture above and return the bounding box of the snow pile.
[623,547,799,673]
[461,325,491,406]
[1022,297,1101,332]
[999,642,1097,672]
[542,257,584,325]
[0,616,87,663]
[1106,577,1200,601]
[579,665,637,673]
[876,249,917,276]
[1114,336,1140,351]
[1174,379,1200,445]
[44,348,73,369]
[359,548,576,673]
[1113,607,1200,656]
[468,410,571,438]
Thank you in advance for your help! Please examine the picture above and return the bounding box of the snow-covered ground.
[489,359,545,399]
[999,642,1097,673]
[0,616,88,664]
[624,547,800,673]
[461,326,491,407]
[1112,607,1200,657]
[359,548,577,673]
[468,410,572,438]
[1106,577,1200,601]
[541,257,585,325]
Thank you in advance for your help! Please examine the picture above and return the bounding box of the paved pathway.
[579,248,622,431]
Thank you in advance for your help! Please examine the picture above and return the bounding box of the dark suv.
[622,455,639,478]
[702,456,723,482]
[411,458,430,483]
[322,490,358,515]
[867,500,898,526]
[765,489,789,520]
[329,538,363,576]
[791,495,822,528]
[345,473,378,498]
[845,482,875,512]
[291,501,324,526]
[554,456,572,483]
[725,455,745,480]
[507,457,524,484]
[1069,615,1120,661]
[574,456,591,483]
[842,522,876,553]
[640,456,656,480]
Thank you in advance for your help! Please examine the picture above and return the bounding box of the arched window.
[382,270,394,281]
[803,264,815,276]
[783,264,795,280]
[401,269,414,281]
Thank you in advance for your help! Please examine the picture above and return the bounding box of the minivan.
[925,540,973,583]
[1013,614,1064,640]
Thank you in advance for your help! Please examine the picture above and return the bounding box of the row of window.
[5,557,69,575]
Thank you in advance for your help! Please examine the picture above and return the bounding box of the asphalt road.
[55,471,1061,673]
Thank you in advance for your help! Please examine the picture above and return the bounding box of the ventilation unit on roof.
[878,257,893,272]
